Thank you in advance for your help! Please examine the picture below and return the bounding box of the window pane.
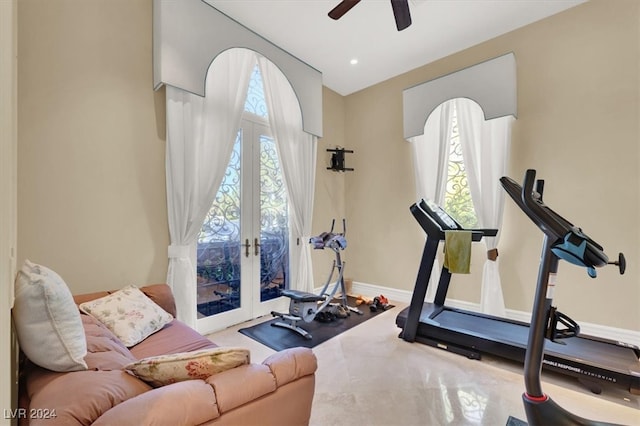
[444,104,478,229]
[244,65,268,117]
[259,135,289,302]
[196,132,242,318]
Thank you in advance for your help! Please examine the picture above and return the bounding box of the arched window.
[158,2,322,333]
[408,96,514,317]
[403,54,516,316]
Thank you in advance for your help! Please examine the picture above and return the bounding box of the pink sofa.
[19,284,317,425]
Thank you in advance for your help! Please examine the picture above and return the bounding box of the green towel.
[443,230,472,274]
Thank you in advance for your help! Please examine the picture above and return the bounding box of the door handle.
[254,238,260,256]
[243,239,251,258]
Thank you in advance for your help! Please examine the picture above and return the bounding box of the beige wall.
[1,0,18,420]
[18,0,168,293]
[343,0,639,331]
[16,0,638,332]
[312,87,347,287]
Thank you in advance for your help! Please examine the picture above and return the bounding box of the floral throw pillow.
[79,285,174,347]
[124,347,250,387]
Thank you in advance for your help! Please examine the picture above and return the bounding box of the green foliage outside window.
[444,175,478,229]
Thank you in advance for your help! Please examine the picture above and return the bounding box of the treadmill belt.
[428,309,638,373]
[432,310,527,347]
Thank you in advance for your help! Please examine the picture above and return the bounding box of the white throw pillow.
[124,347,250,387]
[79,285,174,347]
[12,260,88,372]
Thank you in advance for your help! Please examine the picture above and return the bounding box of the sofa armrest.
[206,347,317,414]
[25,370,151,426]
[206,364,276,413]
[96,348,317,425]
[92,380,220,426]
[262,347,317,387]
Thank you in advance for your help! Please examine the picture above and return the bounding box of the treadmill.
[396,192,640,395]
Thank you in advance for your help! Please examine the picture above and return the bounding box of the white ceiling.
[207,0,586,96]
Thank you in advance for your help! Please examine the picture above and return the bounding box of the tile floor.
[207,302,640,426]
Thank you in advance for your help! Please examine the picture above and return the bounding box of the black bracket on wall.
[327,147,354,172]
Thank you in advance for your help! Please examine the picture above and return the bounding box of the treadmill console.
[421,199,461,231]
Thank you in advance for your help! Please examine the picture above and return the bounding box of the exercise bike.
[501,170,627,426]
[271,219,363,339]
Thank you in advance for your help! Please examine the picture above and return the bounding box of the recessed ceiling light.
[350,58,358,65]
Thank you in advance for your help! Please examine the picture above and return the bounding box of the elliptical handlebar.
[327,218,346,236]
[310,219,347,251]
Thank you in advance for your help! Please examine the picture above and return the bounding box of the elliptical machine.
[501,170,627,426]
[271,219,363,339]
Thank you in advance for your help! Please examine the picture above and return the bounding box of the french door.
[196,117,290,332]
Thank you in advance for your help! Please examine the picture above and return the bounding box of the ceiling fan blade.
[391,0,412,31]
[328,0,361,20]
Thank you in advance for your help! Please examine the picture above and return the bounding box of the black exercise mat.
[239,303,395,351]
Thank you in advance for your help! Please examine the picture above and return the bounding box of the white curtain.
[455,98,513,317]
[258,57,317,292]
[408,101,454,302]
[165,49,256,327]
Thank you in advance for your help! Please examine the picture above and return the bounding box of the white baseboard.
[347,280,640,349]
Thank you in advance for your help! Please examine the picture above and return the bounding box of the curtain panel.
[258,57,318,293]
[165,49,256,327]
[455,98,513,317]
[408,102,454,303]
[165,48,316,326]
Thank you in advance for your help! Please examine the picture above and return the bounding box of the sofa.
[18,283,317,426]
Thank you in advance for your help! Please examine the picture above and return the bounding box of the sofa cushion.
[125,347,250,387]
[79,285,173,347]
[129,319,217,359]
[12,260,88,372]
[82,314,138,370]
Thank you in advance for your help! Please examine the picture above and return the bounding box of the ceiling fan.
[328,0,412,31]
